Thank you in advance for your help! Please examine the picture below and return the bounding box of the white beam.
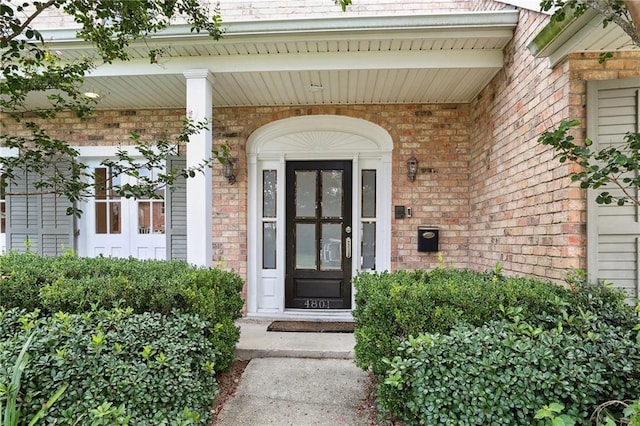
[88,49,504,78]
[183,69,214,267]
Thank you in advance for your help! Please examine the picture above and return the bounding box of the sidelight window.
[262,170,277,269]
[361,170,376,270]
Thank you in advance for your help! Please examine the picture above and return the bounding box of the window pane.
[95,202,107,234]
[137,168,151,200]
[263,170,277,218]
[95,168,107,200]
[109,173,121,200]
[321,223,341,271]
[110,202,121,234]
[361,222,376,270]
[295,171,316,218]
[296,223,316,269]
[322,170,342,218]
[362,170,376,218]
[152,202,165,234]
[263,222,276,269]
[138,202,150,233]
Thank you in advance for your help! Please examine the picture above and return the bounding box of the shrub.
[0,308,219,425]
[378,318,640,425]
[0,252,244,371]
[564,269,639,330]
[353,267,572,375]
[0,251,53,311]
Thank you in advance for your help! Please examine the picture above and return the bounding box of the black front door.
[285,161,352,309]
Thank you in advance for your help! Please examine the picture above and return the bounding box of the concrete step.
[235,319,356,360]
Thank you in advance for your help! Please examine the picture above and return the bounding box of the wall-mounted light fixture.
[222,158,236,184]
[407,156,418,182]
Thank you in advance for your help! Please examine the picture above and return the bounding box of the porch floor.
[235,318,356,360]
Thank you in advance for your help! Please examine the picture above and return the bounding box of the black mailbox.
[417,227,439,252]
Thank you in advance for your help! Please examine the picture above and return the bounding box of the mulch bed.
[210,359,249,423]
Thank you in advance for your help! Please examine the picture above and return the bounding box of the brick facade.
[467,9,582,281]
[467,8,640,282]
[5,45,640,284]
[6,0,640,285]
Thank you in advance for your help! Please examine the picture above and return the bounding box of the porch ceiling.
[30,11,520,109]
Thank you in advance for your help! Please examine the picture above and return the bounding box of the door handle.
[345,237,351,259]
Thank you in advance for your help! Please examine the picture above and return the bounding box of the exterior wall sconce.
[222,158,236,184]
[407,156,418,182]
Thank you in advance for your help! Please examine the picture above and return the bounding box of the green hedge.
[378,318,640,425]
[353,267,637,376]
[0,252,244,371]
[0,308,219,425]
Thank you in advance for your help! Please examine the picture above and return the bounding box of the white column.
[183,69,214,266]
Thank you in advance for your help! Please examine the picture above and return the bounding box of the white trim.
[74,145,155,158]
[38,11,519,45]
[87,49,504,78]
[183,70,213,267]
[246,115,392,318]
[0,148,18,156]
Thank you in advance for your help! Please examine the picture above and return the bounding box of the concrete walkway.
[214,319,373,426]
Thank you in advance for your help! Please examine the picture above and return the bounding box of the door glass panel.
[152,202,165,233]
[109,173,121,199]
[295,171,316,218]
[95,168,107,200]
[322,170,342,218]
[362,170,376,218]
[138,201,165,234]
[321,223,342,271]
[110,203,121,234]
[361,222,376,270]
[95,167,121,234]
[138,201,151,233]
[95,202,107,234]
[296,223,316,269]
[263,222,276,269]
[263,170,277,218]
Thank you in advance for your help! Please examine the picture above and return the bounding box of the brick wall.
[2,103,472,277]
[468,7,640,282]
[0,109,185,147]
[215,104,471,274]
[467,9,584,282]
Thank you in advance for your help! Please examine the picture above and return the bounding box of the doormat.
[267,321,355,333]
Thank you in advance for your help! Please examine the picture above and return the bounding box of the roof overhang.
[25,11,520,108]
[528,6,637,67]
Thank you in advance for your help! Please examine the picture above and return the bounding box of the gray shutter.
[166,156,187,260]
[586,78,640,299]
[6,168,76,256]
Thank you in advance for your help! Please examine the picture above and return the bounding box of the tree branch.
[588,0,640,47]
[624,0,640,43]
[4,0,59,42]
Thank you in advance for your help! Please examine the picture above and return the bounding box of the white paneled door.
[83,163,166,260]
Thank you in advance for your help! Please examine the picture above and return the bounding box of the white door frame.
[246,115,393,319]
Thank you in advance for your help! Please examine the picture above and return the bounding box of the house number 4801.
[304,299,331,309]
